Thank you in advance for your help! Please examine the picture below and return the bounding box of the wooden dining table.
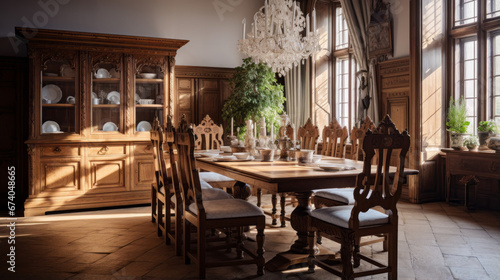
[197,156,419,271]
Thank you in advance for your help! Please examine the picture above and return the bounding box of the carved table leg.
[290,191,318,254]
[265,191,321,272]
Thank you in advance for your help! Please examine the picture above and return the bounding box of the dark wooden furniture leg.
[266,191,320,271]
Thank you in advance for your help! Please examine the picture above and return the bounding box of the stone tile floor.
[1,197,499,280]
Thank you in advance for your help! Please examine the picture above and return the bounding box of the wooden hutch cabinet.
[16,28,188,216]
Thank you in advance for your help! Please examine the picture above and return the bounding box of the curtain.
[339,0,379,125]
[285,58,311,128]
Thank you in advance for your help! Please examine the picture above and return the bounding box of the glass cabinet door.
[41,59,77,134]
[135,65,164,133]
[91,55,122,133]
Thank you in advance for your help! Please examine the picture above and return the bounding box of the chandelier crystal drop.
[237,0,320,77]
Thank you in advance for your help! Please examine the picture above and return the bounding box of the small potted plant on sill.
[446,96,470,150]
[477,120,499,149]
[463,136,479,151]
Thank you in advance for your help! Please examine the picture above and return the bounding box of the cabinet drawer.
[448,155,500,176]
[41,146,80,157]
[135,144,153,155]
[88,145,126,156]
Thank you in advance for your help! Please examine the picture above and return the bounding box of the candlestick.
[242,18,246,40]
[231,117,234,136]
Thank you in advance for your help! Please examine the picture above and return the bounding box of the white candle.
[231,117,234,136]
[242,18,246,40]
[270,123,274,140]
[306,14,310,36]
[312,9,316,34]
[254,14,258,37]
[265,0,269,36]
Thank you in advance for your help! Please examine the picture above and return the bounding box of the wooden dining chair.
[193,114,224,150]
[307,115,410,280]
[194,114,236,192]
[164,115,233,256]
[176,118,266,279]
[320,118,348,158]
[298,117,320,150]
[314,116,376,209]
[150,117,169,239]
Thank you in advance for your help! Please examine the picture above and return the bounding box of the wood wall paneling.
[174,66,234,128]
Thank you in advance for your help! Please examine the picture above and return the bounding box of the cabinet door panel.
[132,158,154,190]
[198,79,220,124]
[90,160,125,189]
[41,161,80,192]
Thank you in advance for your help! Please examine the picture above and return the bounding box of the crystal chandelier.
[237,0,320,76]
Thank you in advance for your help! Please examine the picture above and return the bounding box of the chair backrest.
[164,115,182,204]
[350,116,376,160]
[150,117,168,195]
[193,114,224,150]
[350,115,410,229]
[321,118,348,158]
[298,118,320,150]
[176,115,206,219]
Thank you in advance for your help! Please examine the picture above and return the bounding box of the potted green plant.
[446,96,470,150]
[222,57,285,139]
[477,120,499,147]
[463,136,479,151]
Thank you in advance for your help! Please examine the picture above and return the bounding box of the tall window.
[333,6,358,129]
[488,30,500,122]
[451,0,500,130]
[313,1,359,132]
[455,37,478,133]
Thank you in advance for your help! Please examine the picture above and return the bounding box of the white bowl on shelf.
[139,73,157,79]
[138,99,154,104]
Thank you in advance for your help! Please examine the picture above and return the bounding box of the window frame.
[331,2,358,130]
[448,0,500,126]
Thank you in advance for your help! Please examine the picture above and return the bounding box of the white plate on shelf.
[60,64,75,77]
[102,122,118,132]
[92,92,98,99]
[106,91,120,104]
[134,93,141,104]
[42,84,62,104]
[136,121,152,132]
[42,120,62,133]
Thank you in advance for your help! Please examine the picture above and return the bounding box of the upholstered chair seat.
[188,199,264,220]
[310,205,388,228]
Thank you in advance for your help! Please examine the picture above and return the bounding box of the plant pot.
[477,131,492,146]
[450,133,468,150]
[487,136,500,152]
[466,144,478,151]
